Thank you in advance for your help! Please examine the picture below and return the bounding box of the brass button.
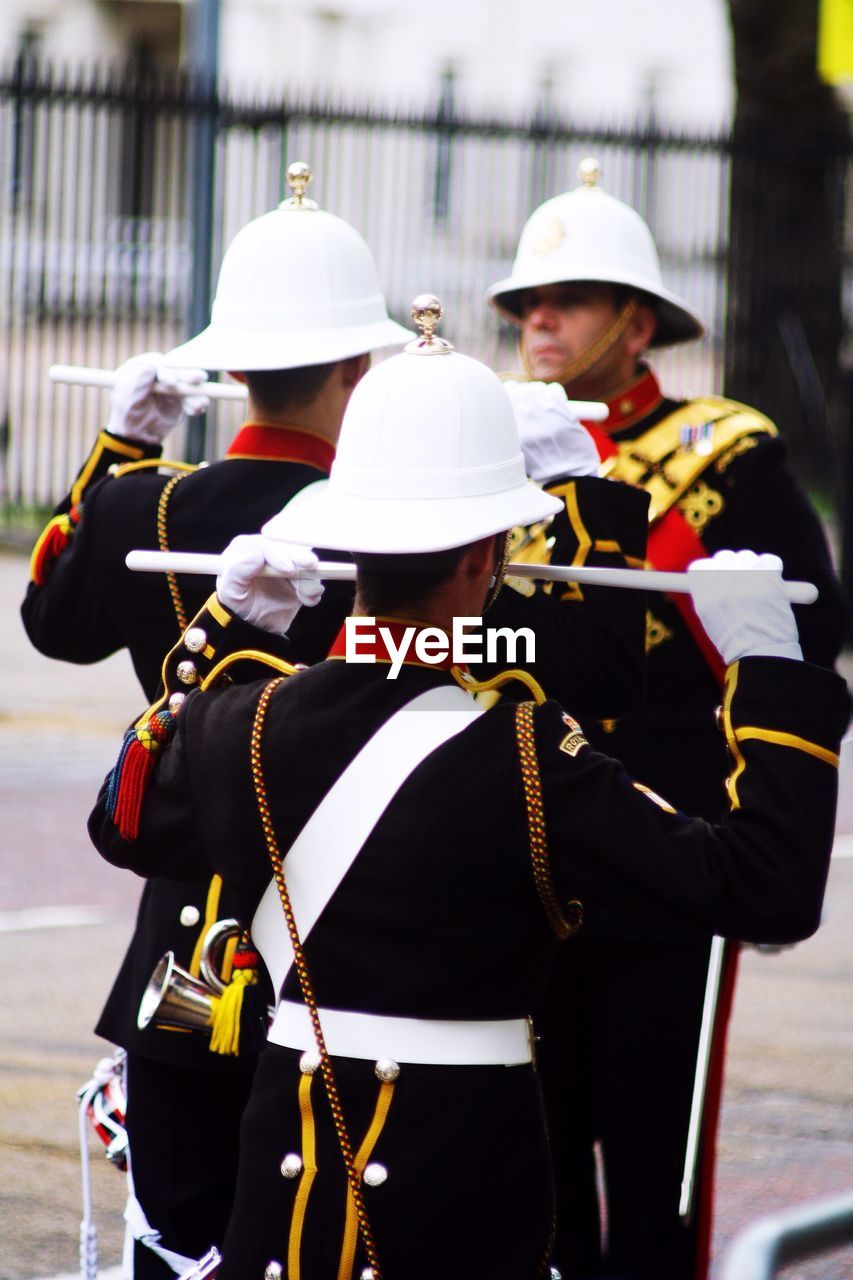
[264,1263,283,1280]
[363,1162,387,1187]
[714,704,724,732]
[179,905,200,927]
[280,1153,303,1179]
[299,1050,321,1076]
[168,692,186,713]
[374,1058,400,1083]
[176,660,197,685]
[184,626,207,654]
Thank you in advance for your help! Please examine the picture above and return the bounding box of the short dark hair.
[353,545,473,615]
[243,364,337,414]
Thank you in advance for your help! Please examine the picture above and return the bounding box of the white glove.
[106,353,209,445]
[216,535,324,635]
[502,380,601,484]
[688,550,802,664]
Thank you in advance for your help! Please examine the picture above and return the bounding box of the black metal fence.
[0,62,849,524]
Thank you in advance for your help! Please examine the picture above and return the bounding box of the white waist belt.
[268,999,533,1067]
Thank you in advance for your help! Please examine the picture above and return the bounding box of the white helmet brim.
[263,478,562,555]
[487,269,704,349]
[164,316,414,372]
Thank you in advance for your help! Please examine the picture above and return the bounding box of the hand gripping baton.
[48,364,610,419]
[124,550,819,605]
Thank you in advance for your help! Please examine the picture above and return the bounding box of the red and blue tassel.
[106,708,177,840]
[29,505,81,585]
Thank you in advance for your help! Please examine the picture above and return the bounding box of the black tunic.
[89,616,847,1279]
[21,421,649,1270]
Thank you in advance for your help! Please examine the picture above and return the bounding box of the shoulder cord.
[156,473,190,632]
[514,701,583,941]
[250,677,384,1280]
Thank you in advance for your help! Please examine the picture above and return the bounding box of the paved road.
[1,548,852,1279]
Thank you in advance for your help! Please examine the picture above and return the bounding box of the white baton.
[48,364,606,419]
[124,550,818,604]
[48,364,247,402]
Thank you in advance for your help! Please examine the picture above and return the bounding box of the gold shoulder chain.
[156,473,190,632]
[515,701,583,940]
[249,679,384,1279]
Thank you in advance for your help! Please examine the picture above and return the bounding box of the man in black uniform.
[20,163,412,1276]
[22,216,646,1274]
[89,313,846,1280]
[486,159,849,1278]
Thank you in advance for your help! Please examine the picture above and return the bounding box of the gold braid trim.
[156,474,191,632]
[200,650,301,691]
[515,701,583,940]
[288,1071,318,1280]
[112,457,199,478]
[250,679,384,1280]
[337,1080,397,1280]
[452,665,547,705]
[518,298,639,387]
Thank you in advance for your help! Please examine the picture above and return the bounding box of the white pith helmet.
[165,162,412,371]
[486,158,705,349]
[264,295,562,554]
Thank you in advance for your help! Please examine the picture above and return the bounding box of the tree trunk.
[725,0,848,496]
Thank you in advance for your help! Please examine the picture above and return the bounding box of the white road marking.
[0,906,111,932]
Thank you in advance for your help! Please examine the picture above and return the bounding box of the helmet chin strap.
[518,296,639,391]
[484,530,513,612]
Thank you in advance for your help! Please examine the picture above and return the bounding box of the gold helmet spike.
[405,293,454,355]
[279,161,319,211]
[578,157,602,189]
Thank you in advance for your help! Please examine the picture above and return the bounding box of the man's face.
[516,280,626,391]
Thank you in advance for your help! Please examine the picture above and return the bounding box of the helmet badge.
[530,214,566,257]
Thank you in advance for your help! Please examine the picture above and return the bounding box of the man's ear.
[625,304,658,357]
[340,353,371,389]
[464,533,501,580]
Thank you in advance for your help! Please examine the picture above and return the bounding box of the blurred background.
[1,0,852,611]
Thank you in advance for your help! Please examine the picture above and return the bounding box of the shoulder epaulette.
[111,458,199,480]
[455,665,547,707]
[601,396,777,522]
[29,431,170,585]
[106,593,299,839]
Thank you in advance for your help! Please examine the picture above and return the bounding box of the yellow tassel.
[207,969,257,1056]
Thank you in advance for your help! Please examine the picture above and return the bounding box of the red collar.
[225,423,334,473]
[328,618,460,672]
[585,367,664,437]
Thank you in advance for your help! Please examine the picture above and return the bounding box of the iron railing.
[0,62,849,524]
